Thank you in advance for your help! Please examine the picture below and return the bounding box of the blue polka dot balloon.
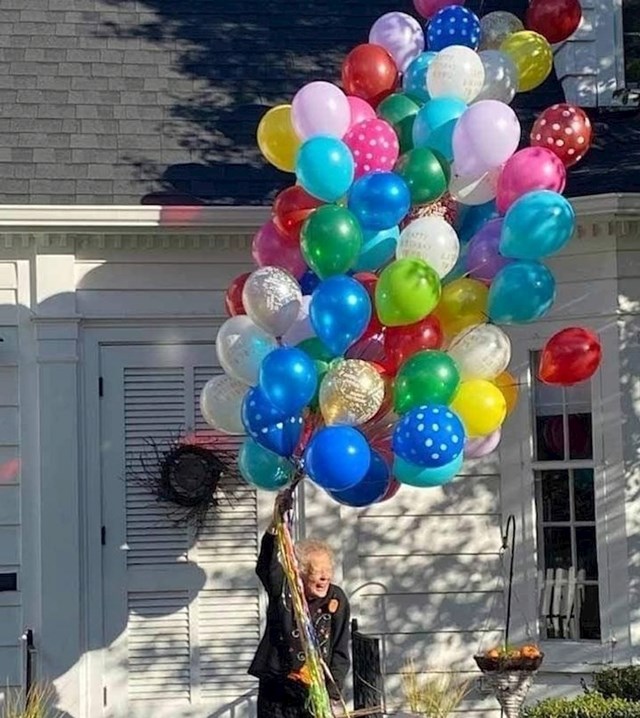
[392,404,465,468]
[242,386,304,458]
[426,6,481,52]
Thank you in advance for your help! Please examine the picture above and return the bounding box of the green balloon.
[394,147,450,205]
[377,93,420,153]
[300,205,363,279]
[375,258,441,327]
[394,350,461,414]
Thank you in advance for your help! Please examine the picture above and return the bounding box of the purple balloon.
[369,12,425,72]
[465,218,512,282]
[452,100,521,178]
[464,429,501,459]
[292,81,351,140]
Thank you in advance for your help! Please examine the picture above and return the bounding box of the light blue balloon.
[238,438,295,491]
[296,136,355,203]
[393,452,463,487]
[488,260,556,324]
[354,226,400,272]
[500,190,576,259]
[457,200,499,244]
[403,52,437,103]
[412,97,467,161]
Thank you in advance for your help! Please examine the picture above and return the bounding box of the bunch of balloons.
[200,0,602,507]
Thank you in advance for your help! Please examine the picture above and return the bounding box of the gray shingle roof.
[0,0,635,205]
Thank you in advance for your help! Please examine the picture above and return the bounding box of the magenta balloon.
[369,12,425,72]
[348,96,377,128]
[452,100,521,178]
[252,220,307,278]
[465,218,512,282]
[292,81,351,140]
[464,429,501,459]
[414,0,465,19]
[496,147,567,214]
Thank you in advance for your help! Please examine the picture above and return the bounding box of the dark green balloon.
[394,350,460,414]
[300,205,363,279]
[377,93,420,153]
[394,147,450,206]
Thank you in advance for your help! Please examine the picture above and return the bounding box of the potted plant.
[401,661,473,718]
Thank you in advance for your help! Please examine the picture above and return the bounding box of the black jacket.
[248,532,351,700]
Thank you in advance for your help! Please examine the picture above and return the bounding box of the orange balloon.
[433,277,489,339]
[494,371,519,415]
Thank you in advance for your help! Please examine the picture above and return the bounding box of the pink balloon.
[282,295,314,346]
[292,81,351,140]
[414,0,464,19]
[343,118,400,178]
[252,221,307,279]
[496,147,567,214]
[452,100,521,178]
[369,12,425,72]
[347,96,377,129]
[464,429,502,459]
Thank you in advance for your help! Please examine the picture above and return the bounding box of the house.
[0,0,639,716]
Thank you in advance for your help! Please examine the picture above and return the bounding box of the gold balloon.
[319,360,385,426]
[256,104,301,172]
[433,278,489,339]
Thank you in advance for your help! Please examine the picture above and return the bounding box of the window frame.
[498,319,631,669]
[613,0,640,102]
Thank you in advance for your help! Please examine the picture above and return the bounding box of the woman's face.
[302,550,333,599]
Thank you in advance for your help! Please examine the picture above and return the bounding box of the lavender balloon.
[370,12,425,72]
[465,218,512,282]
[464,429,501,459]
[292,81,351,140]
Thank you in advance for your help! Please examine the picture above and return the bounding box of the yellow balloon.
[493,371,519,416]
[500,31,553,92]
[433,278,489,339]
[257,104,301,172]
[319,359,385,426]
[451,379,507,437]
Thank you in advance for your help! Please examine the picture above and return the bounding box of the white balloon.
[475,50,518,104]
[242,266,302,337]
[216,315,278,385]
[479,11,524,51]
[200,374,247,435]
[281,295,315,347]
[449,163,500,206]
[396,216,460,278]
[448,323,512,380]
[426,45,485,103]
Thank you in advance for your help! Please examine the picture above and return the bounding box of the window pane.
[579,584,601,640]
[536,415,564,460]
[624,0,640,83]
[576,526,599,580]
[565,382,592,459]
[544,527,572,570]
[573,469,595,521]
[539,470,570,522]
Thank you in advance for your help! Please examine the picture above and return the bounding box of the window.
[623,0,640,85]
[531,352,601,641]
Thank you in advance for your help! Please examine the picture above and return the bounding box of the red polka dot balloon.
[344,118,400,178]
[530,103,593,168]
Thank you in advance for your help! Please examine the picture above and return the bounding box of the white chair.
[538,567,586,639]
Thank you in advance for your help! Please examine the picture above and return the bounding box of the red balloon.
[380,478,401,502]
[383,315,444,374]
[530,103,593,168]
[526,0,582,45]
[538,327,602,386]
[224,272,250,317]
[272,185,323,242]
[342,44,399,108]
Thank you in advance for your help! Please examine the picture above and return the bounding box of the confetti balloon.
[319,359,386,426]
[530,104,593,168]
[479,11,524,50]
[242,266,302,337]
[447,323,511,380]
[393,404,465,467]
[344,118,400,178]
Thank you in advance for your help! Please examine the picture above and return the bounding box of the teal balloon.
[500,190,576,259]
[238,438,295,491]
[296,136,355,203]
[403,52,437,103]
[354,226,400,272]
[488,260,556,324]
[412,97,468,161]
[457,201,499,244]
[393,452,463,487]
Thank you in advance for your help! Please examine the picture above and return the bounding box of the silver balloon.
[242,266,302,337]
[200,374,247,435]
[216,315,278,385]
[449,163,500,206]
[447,323,512,380]
[475,50,518,104]
[479,11,524,51]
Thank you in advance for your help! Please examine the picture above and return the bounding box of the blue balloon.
[500,190,576,260]
[310,275,372,357]
[354,226,400,272]
[443,244,468,284]
[330,450,390,507]
[239,438,295,491]
[348,172,411,232]
[412,97,467,161]
[242,387,303,457]
[299,270,321,296]
[488,260,556,324]
[296,136,355,203]
[403,52,437,102]
[394,452,463,487]
[393,405,465,468]
[304,426,371,491]
[427,6,481,51]
[259,347,318,415]
[457,200,499,244]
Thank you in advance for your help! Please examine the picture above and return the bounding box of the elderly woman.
[249,493,351,717]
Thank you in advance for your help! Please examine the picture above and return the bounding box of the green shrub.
[591,667,640,702]
[523,694,640,718]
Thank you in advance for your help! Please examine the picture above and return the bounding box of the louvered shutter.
[101,345,261,717]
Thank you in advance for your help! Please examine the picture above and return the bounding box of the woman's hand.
[276,488,294,517]
[330,699,343,717]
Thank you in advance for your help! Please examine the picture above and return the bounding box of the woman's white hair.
[295,538,334,574]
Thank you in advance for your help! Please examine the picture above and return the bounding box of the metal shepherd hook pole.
[502,514,517,649]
